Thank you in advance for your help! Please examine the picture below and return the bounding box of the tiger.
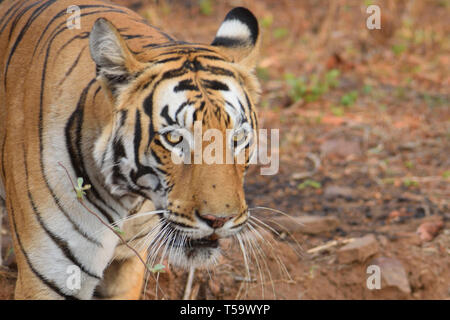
[0,0,261,299]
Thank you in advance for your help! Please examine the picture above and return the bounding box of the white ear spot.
[216,19,251,41]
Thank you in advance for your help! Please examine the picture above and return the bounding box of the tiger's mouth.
[161,225,225,269]
[186,235,219,249]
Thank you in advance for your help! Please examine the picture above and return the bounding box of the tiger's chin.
[166,237,222,270]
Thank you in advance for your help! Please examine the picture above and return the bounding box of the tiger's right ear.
[89,18,144,99]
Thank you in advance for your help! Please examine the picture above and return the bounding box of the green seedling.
[199,0,213,16]
[298,179,322,190]
[404,161,414,169]
[149,263,166,274]
[340,91,358,106]
[261,15,273,28]
[113,227,125,235]
[75,177,91,199]
[285,69,340,104]
[273,27,289,39]
[331,106,344,117]
[403,179,419,187]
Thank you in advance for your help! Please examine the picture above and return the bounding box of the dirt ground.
[1,0,449,300]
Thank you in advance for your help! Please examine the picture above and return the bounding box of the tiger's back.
[0,0,261,299]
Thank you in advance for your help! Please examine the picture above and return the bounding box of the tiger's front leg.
[95,202,160,300]
[94,250,148,300]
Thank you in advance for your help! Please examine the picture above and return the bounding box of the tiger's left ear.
[89,18,144,99]
[212,7,260,70]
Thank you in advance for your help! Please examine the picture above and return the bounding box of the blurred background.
[1,0,449,299]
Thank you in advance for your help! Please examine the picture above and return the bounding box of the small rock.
[369,257,411,294]
[323,185,354,200]
[337,234,379,264]
[264,215,340,235]
[417,220,444,242]
[377,235,389,247]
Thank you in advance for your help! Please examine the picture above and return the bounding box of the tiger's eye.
[166,132,182,144]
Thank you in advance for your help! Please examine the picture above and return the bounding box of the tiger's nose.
[198,214,235,229]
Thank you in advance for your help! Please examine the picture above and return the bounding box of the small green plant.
[378,104,387,112]
[273,27,289,39]
[382,178,395,185]
[331,106,344,117]
[363,84,372,95]
[392,43,406,56]
[261,14,273,28]
[284,69,340,104]
[404,161,414,169]
[340,90,358,106]
[149,263,166,274]
[403,179,419,188]
[113,227,125,235]
[325,69,340,89]
[442,170,450,179]
[75,177,91,199]
[298,179,322,190]
[199,0,213,16]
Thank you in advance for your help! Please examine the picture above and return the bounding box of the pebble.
[369,257,411,294]
[337,234,379,264]
[417,220,444,242]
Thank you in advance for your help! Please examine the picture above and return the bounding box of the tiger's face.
[90,8,260,268]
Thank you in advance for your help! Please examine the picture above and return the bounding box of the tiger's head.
[89,8,260,269]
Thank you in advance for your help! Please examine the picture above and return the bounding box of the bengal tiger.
[0,0,261,299]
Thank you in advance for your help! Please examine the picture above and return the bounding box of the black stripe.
[38,21,118,236]
[130,109,161,190]
[34,4,123,56]
[202,79,229,91]
[197,54,226,61]
[155,56,182,64]
[133,109,143,169]
[8,0,42,40]
[38,8,127,57]
[212,37,248,48]
[0,130,7,182]
[8,202,78,299]
[23,147,101,280]
[54,32,89,58]
[175,100,193,120]
[201,65,235,77]
[143,93,155,146]
[64,80,118,225]
[57,46,86,86]
[112,137,127,184]
[174,79,198,92]
[160,105,176,125]
[33,21,126,218]
[4,0,57,85]
[238,99,247,116]
[151,149,162,165]
[0,0,25,36]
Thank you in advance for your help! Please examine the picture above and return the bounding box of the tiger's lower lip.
[170,235,219,249]
[188,237,219,248]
